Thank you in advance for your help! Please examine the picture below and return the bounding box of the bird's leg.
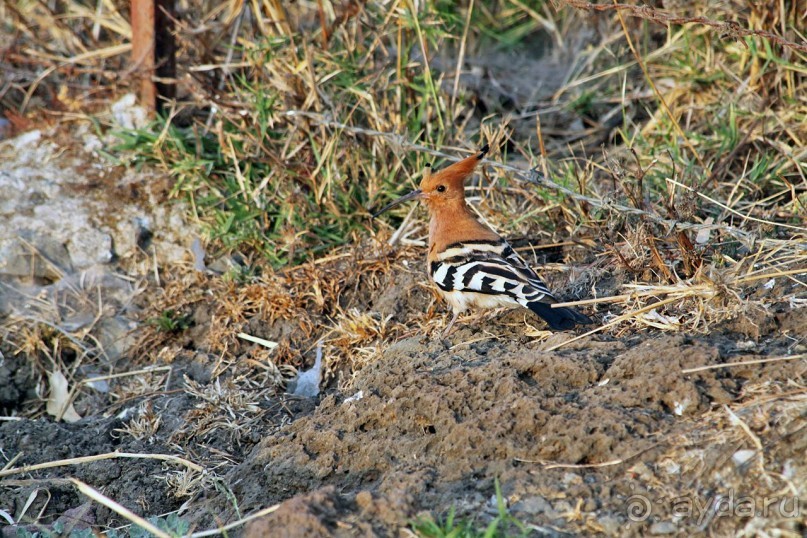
[442,310,461,337]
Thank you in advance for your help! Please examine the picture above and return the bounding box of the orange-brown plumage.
[373,144,591,335]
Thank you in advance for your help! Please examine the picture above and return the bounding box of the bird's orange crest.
[419,144,489,210]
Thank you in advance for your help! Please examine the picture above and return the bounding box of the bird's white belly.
[438,289,519,313]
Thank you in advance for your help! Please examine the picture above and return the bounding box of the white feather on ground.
[292,342,323,398]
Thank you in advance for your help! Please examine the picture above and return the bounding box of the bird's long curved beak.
[372,189,423,218]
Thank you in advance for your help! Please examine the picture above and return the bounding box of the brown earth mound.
[185,309,804,537]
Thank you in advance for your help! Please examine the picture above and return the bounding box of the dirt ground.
[2,275,805,536]
[1,121,805,537]
[233,322,807,537]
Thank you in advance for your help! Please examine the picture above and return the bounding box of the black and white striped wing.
[431,239,555,305]
[499,243,550,290]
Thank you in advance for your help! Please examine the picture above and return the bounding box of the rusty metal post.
[131,0,156,113]
[131,0,176,114]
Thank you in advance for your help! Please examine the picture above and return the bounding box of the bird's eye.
[436,185,446,193]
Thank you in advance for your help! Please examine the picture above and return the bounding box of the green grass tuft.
[412,480,531,538]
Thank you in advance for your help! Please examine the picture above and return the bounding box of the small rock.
[208,253,247,274]
[597,515,621,535]
[96,316,138,362]
[111,94,148,130]
[673,398,690,416]
[649,521,678,535]
[562,472,583,487]
[512,496,552,515]
[695,217,713,244]
[67,228,113,267]
[186,353,214,384]
[628,462,655,482]
[82,132,103,154]
[54,502,95,531]
[83,372,110,393]
[732,449,756,467]
[191,238,206,272]
[0,231,73,279]
[355,491,373,511]
[781,459,796,479]
[61,311,96,332]
[8,129,41,149]
[343,390,364,404]
[658,458,681,475]
[0,118,11,140]
[551,500,573,519]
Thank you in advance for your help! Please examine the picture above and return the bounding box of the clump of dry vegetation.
[1,0,805,535]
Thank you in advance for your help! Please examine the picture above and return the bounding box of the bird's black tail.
[527,302,592,331]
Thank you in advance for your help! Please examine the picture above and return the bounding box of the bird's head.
[373,144,489,217]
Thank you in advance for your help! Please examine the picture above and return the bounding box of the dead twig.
[682,354,806,374]
[556,0,807,53]
[0,451,204,479]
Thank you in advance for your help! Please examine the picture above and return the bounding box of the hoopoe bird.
[374,144,591,335]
